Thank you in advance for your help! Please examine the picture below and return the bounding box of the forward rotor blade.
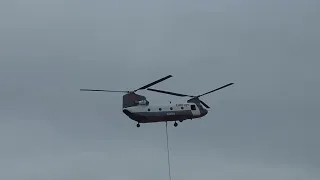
[134,75,173,92]
[197,83,234,97]
[80,89,129,93]
[147,88,193,97]
[199,100,210,108]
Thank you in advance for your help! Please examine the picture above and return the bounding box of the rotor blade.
[134,75,173,91]
[80,89,129,93]
[197,83,234,97]
[199,100,210,108]
[147,88,193,97]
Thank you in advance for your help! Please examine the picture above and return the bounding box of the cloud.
[0,0,319,179]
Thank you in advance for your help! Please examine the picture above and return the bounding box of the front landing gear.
[174,122,178,127]
[136,123,140,128]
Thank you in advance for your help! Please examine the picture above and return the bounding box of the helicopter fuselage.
[80,74,232,127]
[122,102,208,123]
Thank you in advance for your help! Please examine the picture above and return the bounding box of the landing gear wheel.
[174,122,178,127]
[136,123,140,128]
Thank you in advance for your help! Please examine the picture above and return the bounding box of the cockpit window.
[191,105,196,110]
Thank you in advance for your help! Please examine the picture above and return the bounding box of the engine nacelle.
[136,100,149,106]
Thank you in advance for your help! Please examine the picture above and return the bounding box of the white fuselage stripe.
[125,103,198,113]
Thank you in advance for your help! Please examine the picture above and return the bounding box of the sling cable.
[165,121,172,180]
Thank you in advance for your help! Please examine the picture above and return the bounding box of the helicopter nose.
[202,109,208,116]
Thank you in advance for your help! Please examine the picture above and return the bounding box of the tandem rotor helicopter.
[80,75,233,127]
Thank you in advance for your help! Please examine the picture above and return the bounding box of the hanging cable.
[165,121,172,180]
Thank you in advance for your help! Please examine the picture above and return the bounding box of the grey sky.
[1,0,320,179]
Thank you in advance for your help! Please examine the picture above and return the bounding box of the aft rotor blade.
[199,100,210,108]
[80,89,129,93]
[134,75,173,92]
[197,83,234,97]
[147,88,193,97]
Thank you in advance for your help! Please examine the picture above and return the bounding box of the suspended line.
[165,121,172,180]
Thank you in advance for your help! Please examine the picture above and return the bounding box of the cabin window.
[148,108,150,111]
[181,107,184,110]
[191,105,196,110]
[170,107,173,110]
[159,108,162,111]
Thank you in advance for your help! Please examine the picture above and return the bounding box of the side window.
[191,105,196,110]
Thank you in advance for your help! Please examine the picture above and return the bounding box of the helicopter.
[80,75,233,127]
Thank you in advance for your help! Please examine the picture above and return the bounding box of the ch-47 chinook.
[80,75,233,127]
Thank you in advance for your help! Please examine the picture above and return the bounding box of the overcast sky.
[1,0,320,179]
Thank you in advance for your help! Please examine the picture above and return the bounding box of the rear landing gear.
[174,122,178,127]
[136,123,140,128]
